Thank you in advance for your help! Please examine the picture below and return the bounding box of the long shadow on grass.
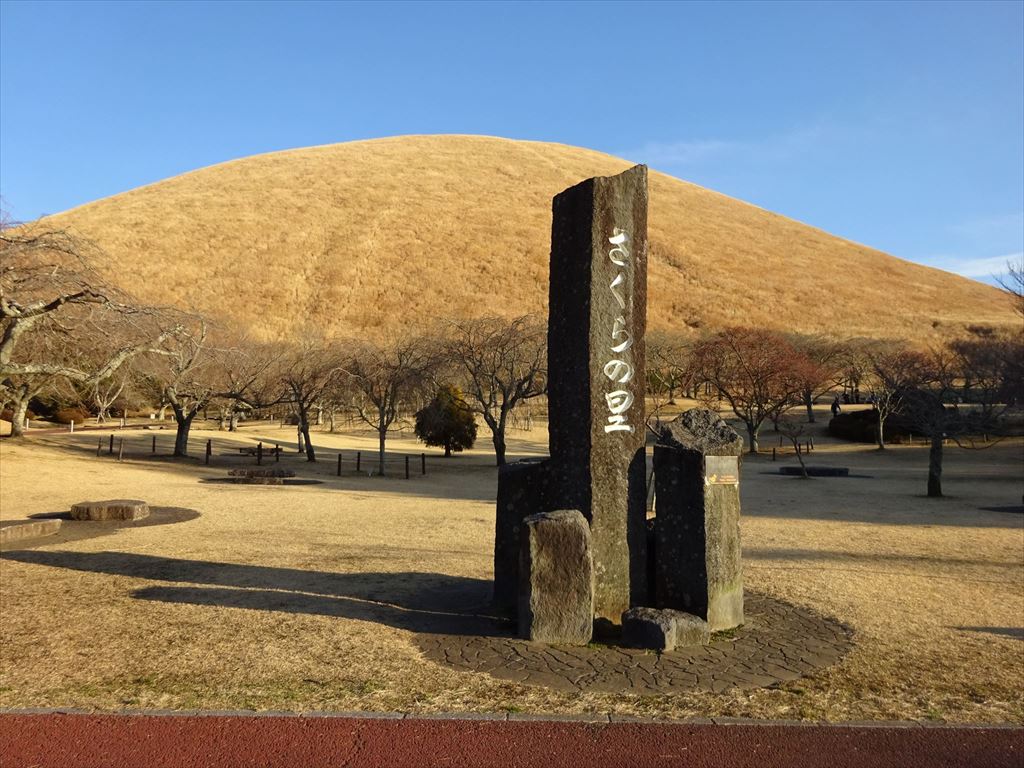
[0,549,509,637]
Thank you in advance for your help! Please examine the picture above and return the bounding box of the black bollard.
[275,443,280,462]
[356,452,361,472]
[421,453,426,475]
[405,455,410,479]
[772,447,776,461]
[108,434,114,454]
[97,438,103,456]
[257,442,263,465]
[205,439,212,465]
[337,453,342,476]
[152,435,157,454]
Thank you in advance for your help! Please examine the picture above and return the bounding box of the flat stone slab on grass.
[227,468,296,485]
[0,519,63,545]
[70,500,150,521]
[417,593,852,695]
[779,466,850,477]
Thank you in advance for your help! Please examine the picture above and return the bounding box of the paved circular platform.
[416,594,852,694]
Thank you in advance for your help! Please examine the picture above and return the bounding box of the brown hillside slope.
[39,135,1014,342]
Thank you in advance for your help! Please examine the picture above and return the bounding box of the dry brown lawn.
[1,408,1022,723]
[34,135,1016,343]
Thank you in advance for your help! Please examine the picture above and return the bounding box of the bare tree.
[278,339,343,463]
[692,327,810,454]
[788,334,846,423]
[143,320,274,457]
[1,226,176,436]
[646,330,694,405]
[868,345,929,450]
[995,257,1024,318]
[442,315,546,466]
[341,336,433,475]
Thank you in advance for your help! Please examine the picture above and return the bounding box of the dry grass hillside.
[38,135,1014,341]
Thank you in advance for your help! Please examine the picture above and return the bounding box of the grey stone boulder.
[518,509,593,645]
[621,607,709,651]
[70,499,149,521]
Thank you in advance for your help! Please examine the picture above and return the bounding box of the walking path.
[2,710,1020,768]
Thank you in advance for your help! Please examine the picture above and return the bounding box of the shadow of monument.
[953,626,1024,641]
[0,549,509,637]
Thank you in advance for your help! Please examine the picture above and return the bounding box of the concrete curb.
[1,707,1020,728]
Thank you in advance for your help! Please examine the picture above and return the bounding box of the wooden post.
[257,442,263,465]
[108,434,114,454]
[69,420,74,433]
[421,453,426,475]
[356,452,361,472]
[205,439,212,465]
[152,435,156,454]
[337,453,342,477]
[117,438,124,462]
[405,455,410,479]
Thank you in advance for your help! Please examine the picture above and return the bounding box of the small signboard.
[704,455,739,486]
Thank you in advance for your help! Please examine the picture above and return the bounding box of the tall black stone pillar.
[547,165,648,626]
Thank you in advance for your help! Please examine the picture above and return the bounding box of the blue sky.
[1,0,1022,284]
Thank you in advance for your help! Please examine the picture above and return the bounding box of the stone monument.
[546,164,649,626]
[652,409,745,631]
[493,165,649,641]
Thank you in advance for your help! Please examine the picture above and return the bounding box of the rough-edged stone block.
[70,499,149,521]
[674,611,711,647]
[653,409,744,632]
[621,607,710,651]
[547,165,649,624]
[622,607,676,651]
[518,509,593,645]
[494,459,551,618]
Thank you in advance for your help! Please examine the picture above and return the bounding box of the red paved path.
[1,712,1021,768]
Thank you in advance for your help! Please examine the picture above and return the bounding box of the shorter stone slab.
[0,519,62,545]
[70,500,149,521]
[518,509,593,645]
[621,607,709,651]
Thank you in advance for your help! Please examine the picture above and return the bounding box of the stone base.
[621,607,709,651]
[70,500,150,521]
[519,509,593,645]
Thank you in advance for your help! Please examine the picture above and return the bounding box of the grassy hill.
[38,134,1015,342]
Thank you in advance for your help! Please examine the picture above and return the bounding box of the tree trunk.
[302,422,315,462]
[746,422,759,455]
[378,427,386,476]
[927,434,943,497]
[493,432,507,465]
[876,415,887,450]
[444,444,452,457]
[158,405,168,420]
[9,396,29,438]
[804,390,815,423]
[229,411,239,432]
[172,409,195,457]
